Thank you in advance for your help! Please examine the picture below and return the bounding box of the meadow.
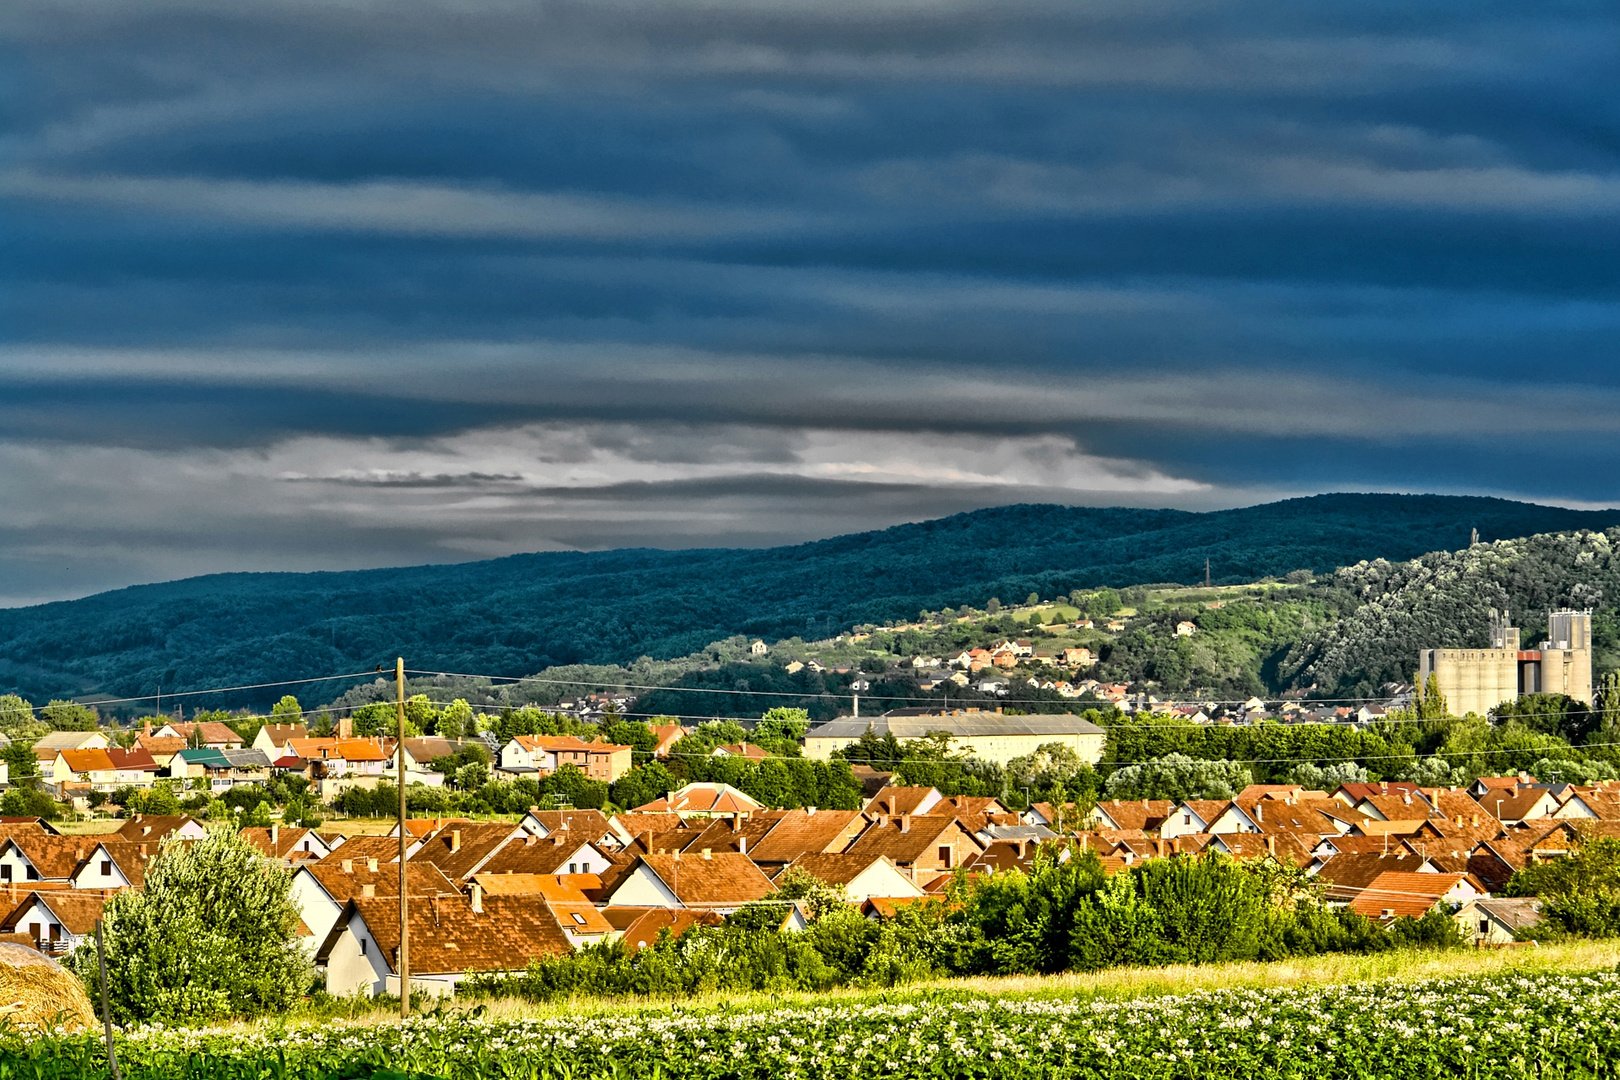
[15,944,1620,1080]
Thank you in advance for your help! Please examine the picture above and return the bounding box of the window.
[48,924,61,942]
[359,938,368,956]
[26,923,38,942]
[568,862,578,874]
[0,866,9,882]
[1183,815,1191,826]
[938,845,953,868]
[1479,919,1490,935]
[101,861,113,876]
[25,867,36,881]
[571,912,587,925]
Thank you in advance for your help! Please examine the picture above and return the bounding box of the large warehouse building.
[803,707,1107,766]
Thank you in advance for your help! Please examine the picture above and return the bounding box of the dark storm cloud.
[2,0,1619,602]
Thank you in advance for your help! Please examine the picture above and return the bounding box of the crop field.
[13,967,1620,1080]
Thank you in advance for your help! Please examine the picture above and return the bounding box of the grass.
[270,940,1620,1029]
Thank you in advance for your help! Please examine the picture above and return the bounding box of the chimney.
[1266,836,1275,856]
[1142,798,1149,809]
[1256,803,1263,822]
[806,806,817,816]
[342,859,354,874]
[701,848,712,860]
[367,857,378,872]
[738,836,748,855]
[899,815,911,834]
[470,882,483,913]
[450,830,461,853]
[270,824,279,847]
[1472,814,1479,827]
[338,716,353,739]
[361,883,375,898]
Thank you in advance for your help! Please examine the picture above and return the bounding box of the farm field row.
[16,945,1620,1080]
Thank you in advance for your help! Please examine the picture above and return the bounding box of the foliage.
[1504,836,1620,939]
[1103,714,1410,783]
[66,827,311,1024]
[0,785,62,820]
[41,699,99,731]
[1104,753,1253,801]
[1287,761,1368,788]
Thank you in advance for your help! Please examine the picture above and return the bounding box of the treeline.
[336,708,864,817]
[467,848,1464,1002]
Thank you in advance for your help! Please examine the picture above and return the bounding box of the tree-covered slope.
[2,493,1616,706]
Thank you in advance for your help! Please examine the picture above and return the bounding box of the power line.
[4,671,389,717]
[401,666,1416,708]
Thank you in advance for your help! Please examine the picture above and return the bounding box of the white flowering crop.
[9,971,1620,1079]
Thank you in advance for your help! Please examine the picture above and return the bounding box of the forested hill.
[2,493,1617,706]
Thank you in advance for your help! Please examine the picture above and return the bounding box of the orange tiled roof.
[1348,871,1475,920]
[632,852,777,907]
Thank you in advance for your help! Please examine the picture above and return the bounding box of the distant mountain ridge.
[2,492,1617,706]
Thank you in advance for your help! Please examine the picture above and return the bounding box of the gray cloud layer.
[2,0,1618,605]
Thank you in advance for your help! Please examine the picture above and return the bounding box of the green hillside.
[1,493,1616,709]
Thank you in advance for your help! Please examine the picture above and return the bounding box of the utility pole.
[395,657,410,1017]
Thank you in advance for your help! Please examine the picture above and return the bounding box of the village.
[2,708,1600,996]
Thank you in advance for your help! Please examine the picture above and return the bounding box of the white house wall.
[71,846,131,889]
[842,861,924,902]
[0,844,44,884]
[324,914,391,998]
[607,864,684,908]
[290,872,345,959]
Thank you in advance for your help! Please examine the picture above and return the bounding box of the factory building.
[1417,609,1592,717]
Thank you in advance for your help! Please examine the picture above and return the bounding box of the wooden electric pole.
[395,657,410,1016]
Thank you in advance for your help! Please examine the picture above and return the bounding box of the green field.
[16,944,1620,1080]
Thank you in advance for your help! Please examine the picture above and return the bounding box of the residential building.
[498,735,633,783]
[153,720,245,750]
[605,851,776,913]
[778,853,924,903]
[650,724,687,758]
[842,814,984,887]
[241,825,335,862]
[1348,871,1484,922]
[70,841,155,890]
[712,743,771,762]
[31,731,110,753]
[252,723,308,756]
[165,747,273,790]
[409,822,526,882]
[1454,897,1543,945]
[114,814,208,844]
[469,873,615,948]
[631,783,764,819]
[0,891,107,956]
[476,833,613,877]
[863,786,944,817]
[290,859,460,958]
[316,892,573,997]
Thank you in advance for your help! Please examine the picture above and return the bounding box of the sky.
[2,1,1619,606]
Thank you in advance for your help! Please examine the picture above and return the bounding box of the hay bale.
[0,942,97,1031]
